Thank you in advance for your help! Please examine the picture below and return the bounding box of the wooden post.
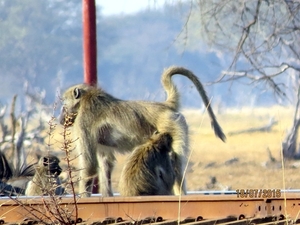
[82,0,98,86]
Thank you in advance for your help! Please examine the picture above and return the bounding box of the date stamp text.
[236,189,281,198]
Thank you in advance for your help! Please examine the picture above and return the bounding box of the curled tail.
[161,66,226,142]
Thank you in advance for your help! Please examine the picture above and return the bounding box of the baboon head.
[119,132,176,196]
[149,132,175,194]
[40,155,62,178]
[59,84,91,126]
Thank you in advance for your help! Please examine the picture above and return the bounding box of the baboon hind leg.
[97,150,115,197]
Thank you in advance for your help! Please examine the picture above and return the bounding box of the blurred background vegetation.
[0,0,279,107]
[1,0,300,159]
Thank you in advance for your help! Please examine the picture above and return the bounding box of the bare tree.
[180,0,300,158]
[0,82,51,175]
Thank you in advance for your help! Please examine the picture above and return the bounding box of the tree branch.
[229,0,262,69]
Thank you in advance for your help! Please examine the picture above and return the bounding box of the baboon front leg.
[78,150,98,197]
[172,152,187,195]
[165,115,189,195]
[79,177,94,197]
[97,151,115,197]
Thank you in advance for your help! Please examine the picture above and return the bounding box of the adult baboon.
[25,155,63,196]
[60,66,225,197]
[119,132,175,196]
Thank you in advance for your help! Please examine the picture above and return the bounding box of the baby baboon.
[60,66,225,197]
[119,132,175,196]
[25,155,63,196]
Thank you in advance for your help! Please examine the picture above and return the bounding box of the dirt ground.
[108,106,300,193]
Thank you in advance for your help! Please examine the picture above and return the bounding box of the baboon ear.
[73,87,81,99]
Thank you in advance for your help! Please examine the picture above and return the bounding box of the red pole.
[83,0,99,194]
[82,0,98,86]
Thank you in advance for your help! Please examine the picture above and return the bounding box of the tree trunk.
[282,86,300,159]
[282,119,300,159]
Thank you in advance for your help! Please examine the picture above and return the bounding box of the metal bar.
[0,193,299,224]
[82,0,97,86]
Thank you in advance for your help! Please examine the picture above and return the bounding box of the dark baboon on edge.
[25,155,63,196]
[119,132,175,196]
[60,66,226,197]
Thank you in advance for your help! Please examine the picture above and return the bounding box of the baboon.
[0,152,26,195]
[119,132,175,196]
[60,66,226,197]
[0,151,13,182]
[0,151,36,196]
[25,155,63,196]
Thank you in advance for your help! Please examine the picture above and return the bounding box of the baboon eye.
[74,88,81,99]
[43,157,49,166]
[159,171,163,179]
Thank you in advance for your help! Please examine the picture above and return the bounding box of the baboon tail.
[161,66,226,142]
[161,67,181,111]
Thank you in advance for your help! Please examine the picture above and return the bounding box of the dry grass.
[111,106,300,192]
[51,105,299,193]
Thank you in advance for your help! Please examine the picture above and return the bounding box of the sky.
[95,0,169,16]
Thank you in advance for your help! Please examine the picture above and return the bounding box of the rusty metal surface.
[0,191,300,224]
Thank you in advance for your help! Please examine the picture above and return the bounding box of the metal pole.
[82,0,99,193]
[82,0,98,86]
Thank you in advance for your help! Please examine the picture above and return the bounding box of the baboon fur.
[60,66,225,197]
[25,155,63,196]
[119,132,175,196]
